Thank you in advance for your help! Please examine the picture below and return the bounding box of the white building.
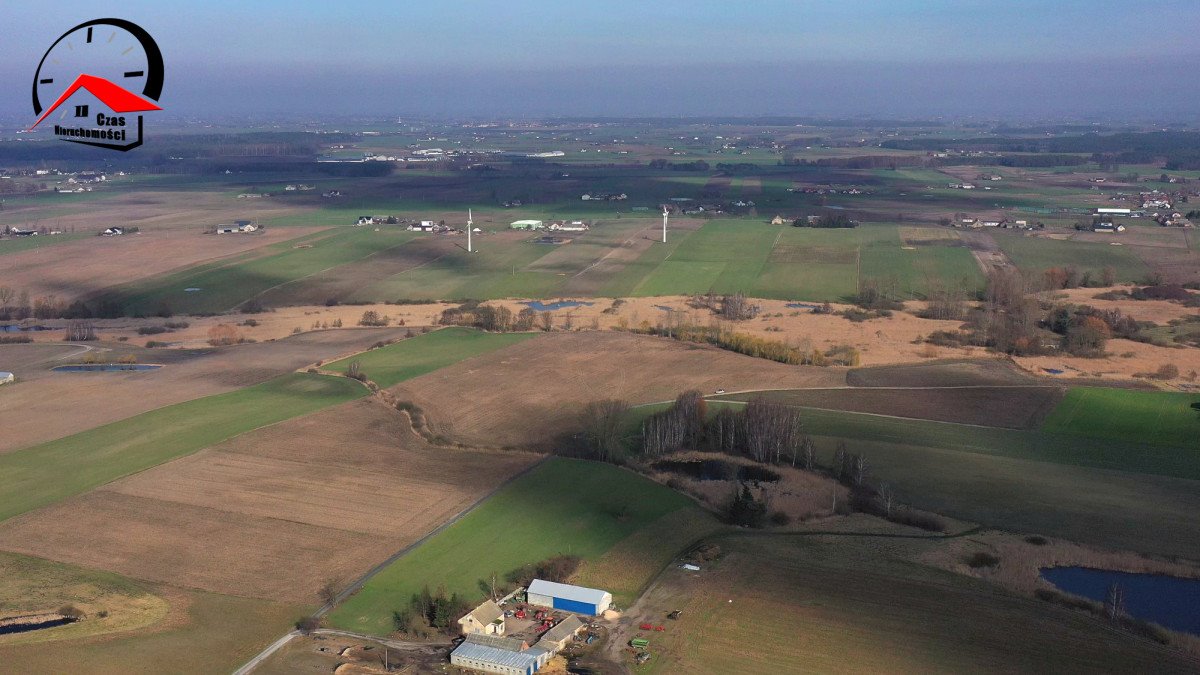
[526,579,612,616]
[449,635,550,675]
[0,372,13,386]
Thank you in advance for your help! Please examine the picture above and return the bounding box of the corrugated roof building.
[536,615,585,652]
[526,579,612,616]
[449,637,550,675]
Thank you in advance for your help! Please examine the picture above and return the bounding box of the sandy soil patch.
[0,399,536,602]
[489,295,977,367]
[1050,286,1198,325]
[1013,338,1200,386]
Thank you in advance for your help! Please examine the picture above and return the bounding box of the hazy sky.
[3,0,1199,120]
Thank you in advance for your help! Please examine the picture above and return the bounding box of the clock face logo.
[28,18,164,152]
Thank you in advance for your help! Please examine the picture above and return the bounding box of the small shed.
[526,579,612,616]
[535,615,585,652]
[510,219,544,230]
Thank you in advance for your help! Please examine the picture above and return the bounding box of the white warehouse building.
[526,579,612,616]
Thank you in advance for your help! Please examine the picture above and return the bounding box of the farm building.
[535,615,585,652]
[216,221,258,234]
[449,634,550,675]
[458,599,506,636]
[0,372,13,386]
[510,220,545,230]
[526,579,612,616]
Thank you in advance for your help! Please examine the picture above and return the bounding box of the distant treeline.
[881,131,1200,168]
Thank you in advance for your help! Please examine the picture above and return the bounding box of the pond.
[0,324,53,332]
[1040,567,1200,636]
[652,459,780,483]
[785,303,821,311]
[522,300,594,312]
[53,364,163,372]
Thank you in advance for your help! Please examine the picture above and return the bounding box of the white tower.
[662,206,669,243]
[467,208,473,253]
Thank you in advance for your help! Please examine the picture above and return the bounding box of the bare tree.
[878,482,896,518]
[539,311,553,332]
[799,436,815,471]
[1104,583,1125,622]
[0,286,13,308]
[318,578,341,606]
[581,399,631,462]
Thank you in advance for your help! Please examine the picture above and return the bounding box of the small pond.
[522,300,594,312]
[653,305,676,312]
[652,459,780,483]
[1040,566,1200,636]
[0,324,53,333]
[53,364,163,372]
[785,303,821,311]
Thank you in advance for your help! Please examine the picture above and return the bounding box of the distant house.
[510,219,545,230]
[458,600,505,636]
[770,215,787,225]
[549,220,589,232]
[0,372,13,386]
[216,221,258,234]
[9,227,38,237]
[101,227,124,236]
[408,220,439,232]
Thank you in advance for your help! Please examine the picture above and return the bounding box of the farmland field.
[0,372,365,521]
[632,534,1197,674]
[325,326,536,388]
[0,399,535,602]
[1041,386,1200,448]
[327,458,712,635]
[994,232,1150,282]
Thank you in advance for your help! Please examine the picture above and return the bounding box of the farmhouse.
[510,220,545,230]
[535,615,585,652]
[9,227,38,237]
[526,579,612,616]
[449,634,551,675]
[458,599,506,636]
[0,372,13,386]
[216,220,258,234]
[770,215,787,225]
[101,227,124,236]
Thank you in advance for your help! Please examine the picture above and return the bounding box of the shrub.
[359,310,390,327]
[769,511,792,527]
[57,604,84,619]
[164,320,189,329]
[240,318,259,327]
[1024,535,1048,546]
[145,340,169,348]
[295,615,321,633]
[0,335,32,344]
[137,326,168,335]
[964,552,1001,568]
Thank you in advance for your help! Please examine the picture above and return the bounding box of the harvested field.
[0,588,301,675]
[0,399,536,602]
[3,225,323,302]
[389,331,847,449]
[725,385,1063,429]
[621,534,1198,674]
[0,327,411,453]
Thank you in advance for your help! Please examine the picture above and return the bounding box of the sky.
[2,0,1199,121]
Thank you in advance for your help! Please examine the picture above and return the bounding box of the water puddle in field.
[53,364,163,372]
[1040,567,1200,636]
[522,301,594,311]
[651,459,780,483]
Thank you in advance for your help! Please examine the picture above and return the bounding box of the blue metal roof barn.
[526,579,612,616]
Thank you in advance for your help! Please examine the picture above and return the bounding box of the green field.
[327,458,709,635]
[1042,387,1200,449]
[325,327,536,388]
[995,233,1150,282]
[0,233,90,255]
[642,534,1197,674]
[108,228,417,314]
[0,373,365,522]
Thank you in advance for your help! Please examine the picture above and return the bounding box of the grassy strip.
[1041,386,1200,449]
[0,373,365,523]
[325,326,536,389]
[327,458,703,635]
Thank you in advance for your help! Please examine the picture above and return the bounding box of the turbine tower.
[467,208,473,253]
[662,206,669,243]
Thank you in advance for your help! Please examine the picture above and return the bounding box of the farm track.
[233,628,449,675]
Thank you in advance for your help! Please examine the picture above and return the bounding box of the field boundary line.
[233,455,550,675]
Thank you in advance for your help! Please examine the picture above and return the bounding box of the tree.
[346,360,365,381]
[728,484,767,528]
[581,399,631,462]
[1104,583,1125,622]
[319,578,341,606]
[207,323,242,346]
[0,286,13,308]
[878,483,896,518]
[359,310,390,327]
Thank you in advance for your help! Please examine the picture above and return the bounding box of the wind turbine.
[467,208,473,253]
[661,206,669,243]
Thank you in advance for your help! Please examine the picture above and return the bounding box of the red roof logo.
[28,73,161,131]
